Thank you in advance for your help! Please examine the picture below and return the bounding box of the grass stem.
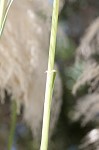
[0,0,14,37]
[8,101,17,150]
[40,0,59,150]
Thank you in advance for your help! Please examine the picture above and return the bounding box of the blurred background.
[0,0,99,150]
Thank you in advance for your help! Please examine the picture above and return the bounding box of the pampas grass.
[76,17,99,61]
[72,17,99,126]
[0,0,62,148]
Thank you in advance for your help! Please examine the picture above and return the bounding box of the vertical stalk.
[8,101,17,150]
[0,0,14,37]
[0,0,6,30]
[40,0,59,150]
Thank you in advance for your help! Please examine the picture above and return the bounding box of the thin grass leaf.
[0,0,13,37]
[0,0,6,30]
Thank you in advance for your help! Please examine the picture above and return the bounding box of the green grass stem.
[8,101,17,150]
[40,0,59,150]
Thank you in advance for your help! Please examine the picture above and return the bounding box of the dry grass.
[72,17,99,125]
[0,0,62,143]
